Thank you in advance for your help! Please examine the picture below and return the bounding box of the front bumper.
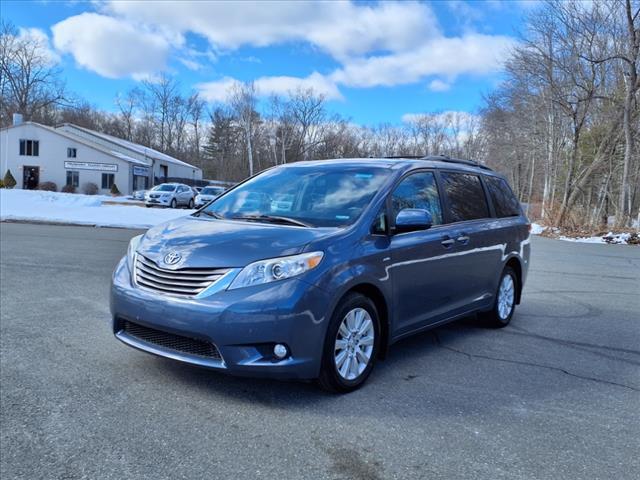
[110,256,331,380]
[145,197,171,206]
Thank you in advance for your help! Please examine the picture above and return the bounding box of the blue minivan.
[111,156,530,392]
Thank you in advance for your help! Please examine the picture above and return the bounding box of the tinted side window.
[485,176,521,218]
[440,172,489,222]
[391,172,443,225]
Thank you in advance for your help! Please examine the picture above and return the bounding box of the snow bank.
[530,223,546,235]
[559,232,634,245]
[0,189,193,229]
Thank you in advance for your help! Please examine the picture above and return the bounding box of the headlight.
[228,251,324,290]
[127,234,143,271]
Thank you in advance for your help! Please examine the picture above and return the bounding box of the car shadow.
[152,314,505,407]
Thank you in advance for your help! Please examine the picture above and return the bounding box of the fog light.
[273,344,288,359]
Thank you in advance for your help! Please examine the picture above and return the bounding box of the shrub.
[83,182,98,195]
[3,169,16,189]
[110,183,121,195]
[37,181,57,192]
[61,184,76,193]
[0,179,4,188]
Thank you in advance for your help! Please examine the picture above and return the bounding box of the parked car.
[145,183,195,209]
[112,156,531,392]
[195,186,226,208]
[131,190,147,201]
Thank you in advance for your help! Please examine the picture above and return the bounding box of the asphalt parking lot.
[1,222,639,479]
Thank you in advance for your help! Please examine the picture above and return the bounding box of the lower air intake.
[122,320,222,360]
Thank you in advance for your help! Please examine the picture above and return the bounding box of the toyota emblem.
[163,251,182,266]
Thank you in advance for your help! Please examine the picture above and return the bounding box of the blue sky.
[2,0,534,125]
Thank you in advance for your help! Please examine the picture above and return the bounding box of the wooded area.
[1,1,638,227]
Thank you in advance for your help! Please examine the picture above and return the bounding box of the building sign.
[64,161,118,172]
[133,166,150,176]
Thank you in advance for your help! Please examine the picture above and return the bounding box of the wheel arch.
[343,282,390,359]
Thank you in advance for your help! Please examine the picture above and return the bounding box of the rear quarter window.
[485,176,521,218]
[440,172,489,222]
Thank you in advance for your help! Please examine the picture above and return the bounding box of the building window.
[66,171,79,188]
[67,148,77,158]
[102,173,115,189]
[19,139,39,156]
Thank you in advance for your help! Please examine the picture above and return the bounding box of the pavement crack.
[431,332,640,392]
[504,327,640,364]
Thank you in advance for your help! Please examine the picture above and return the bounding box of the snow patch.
[0,189,193,229]
[530,223,546,235]
[559,232,634,245]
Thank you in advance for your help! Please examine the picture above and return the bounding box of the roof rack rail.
[421,155,492,171]
[383,155,425,159]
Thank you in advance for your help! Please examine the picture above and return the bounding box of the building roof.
[57,123,198,170]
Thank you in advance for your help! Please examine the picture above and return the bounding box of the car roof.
[283,155,494,173]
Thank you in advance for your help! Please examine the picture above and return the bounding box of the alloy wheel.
[497,274,515,320]
[334,307,375,381]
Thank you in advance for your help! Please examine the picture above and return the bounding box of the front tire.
[479,266,517,328]
[170,199,177,209]
[188,199,194,209]
[318,293,380,393]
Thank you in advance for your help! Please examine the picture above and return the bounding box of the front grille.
[122,320,222,360]
[134,255,229,297]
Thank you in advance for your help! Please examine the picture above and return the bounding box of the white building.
[0,116,202,195]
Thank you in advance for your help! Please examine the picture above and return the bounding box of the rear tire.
[317,293,380,393]
[479,266,517,328]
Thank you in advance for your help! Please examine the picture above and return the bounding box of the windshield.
[201,187,224,195]
[202,166,390,227]
[153,184,176,192]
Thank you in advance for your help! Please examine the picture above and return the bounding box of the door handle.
[456,234,470,245]
[441,237,455,248]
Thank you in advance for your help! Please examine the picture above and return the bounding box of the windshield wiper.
[195,210,222,219]
[231,214,314,228]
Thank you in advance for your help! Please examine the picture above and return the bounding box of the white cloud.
[51,13,170,79]
[195,77,238,103]
[428,79,451,92]
[330,33,516,88]
[197,72,343,103]
[105,0,439,60]
[49,1,516,96]
[178,58,202,71]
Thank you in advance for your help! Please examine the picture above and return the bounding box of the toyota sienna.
[111,156,531,392]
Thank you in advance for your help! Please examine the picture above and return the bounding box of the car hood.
[138,215,338,268]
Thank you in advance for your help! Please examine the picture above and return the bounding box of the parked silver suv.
[145,183,195,209]
[195,186,226,208]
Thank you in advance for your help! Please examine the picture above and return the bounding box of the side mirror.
[394,208,432,234]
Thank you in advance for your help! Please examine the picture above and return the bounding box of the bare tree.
[115,88,141,141]
[229,81,258,176]
[0,19,66,125]
[141,74,179,151]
